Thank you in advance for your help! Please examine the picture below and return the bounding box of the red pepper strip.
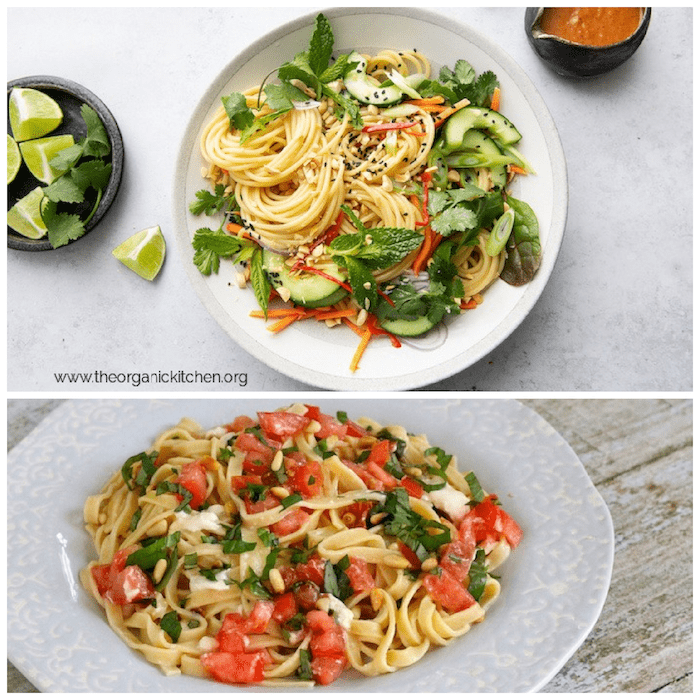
[366,314,402,348]
[297,266,354,293]
[361,121,418,134]
[377,287,395,306]
[416,170,432,227]
[291,211,345,271]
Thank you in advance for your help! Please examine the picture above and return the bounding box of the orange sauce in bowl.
[539,7,644,47]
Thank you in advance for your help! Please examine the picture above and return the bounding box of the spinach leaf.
[500,196,541,286]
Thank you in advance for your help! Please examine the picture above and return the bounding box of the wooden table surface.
[7,398,692,692]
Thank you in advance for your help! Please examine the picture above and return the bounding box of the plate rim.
[7,74,125,252]
[172,7,568,389]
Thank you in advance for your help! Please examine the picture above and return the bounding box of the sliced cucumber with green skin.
[344,51,402,106]
[262,249,348,308]
[456,129,508,189]
[445,106,522,149]
[380,315,436,337]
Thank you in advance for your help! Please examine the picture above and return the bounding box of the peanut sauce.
[539,7,644,47]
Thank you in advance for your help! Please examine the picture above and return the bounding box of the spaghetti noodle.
[81,404,522,687]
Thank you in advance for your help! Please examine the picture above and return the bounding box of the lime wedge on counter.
[112,226,166,280]
[9,87,64,142]
[19,134,75,184]
[7,134,21,184]
[7,186,48,239]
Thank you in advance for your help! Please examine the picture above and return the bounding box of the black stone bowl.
[7,76,124,251]
[524,8,652,78]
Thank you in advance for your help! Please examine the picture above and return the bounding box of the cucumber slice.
[380,315,436,337]
[344,51,402,106]
[445,106,522,148]
[262,249,348,308]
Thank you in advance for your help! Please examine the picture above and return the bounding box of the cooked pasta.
[81,404,523,687]
[189,13,540,371]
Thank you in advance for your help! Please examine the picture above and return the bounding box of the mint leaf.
[249,247,271,317]
[264,81,310,110]
[342,256,377,311]
[308,13,334,76]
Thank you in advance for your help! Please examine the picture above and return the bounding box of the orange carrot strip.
[314,308,357,321]
[342,318,365,338]
[227,222,243,234]
[433,107,461,129]
[350,328,372,372]
[407,96,445,105]
[250,308,304,319]
[508,164,527,175]
[490,87,501,111]
[267,314,305,333]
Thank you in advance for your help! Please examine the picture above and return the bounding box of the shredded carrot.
[342,317,365,338]
[226,222,243,234]
[433,107,461,129]
[412,227,443,275]
[267,314,305,333]
[314,308,357,321]
[490,87,501,111]
[350,328,373,372]
[407,96,445,106]
[461,298,478,310]
[250,308,302,319]
[508,164,527,176]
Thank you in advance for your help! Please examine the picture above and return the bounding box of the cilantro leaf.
[222,92,255,131]
[43,176,84,204]
[189,184,235,216]
[80,104,111,158]
[43,207,85,249]
[191,227,254,275]
[71,159,112,192]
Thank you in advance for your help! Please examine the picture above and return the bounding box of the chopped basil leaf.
[467,548,488,600]
[297,648,313,680]
[323,555,352,600]
[129,508,142,532]
[184,553,198,569]
[160,611,181,642]
[465,471,486,502]
[281,493,303,510]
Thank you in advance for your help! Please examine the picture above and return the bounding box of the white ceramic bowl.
[173,8,568,390]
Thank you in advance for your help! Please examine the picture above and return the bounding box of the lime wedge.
[19,134,75,184]
[7,134,21,184]
[9,87,64,142]
[112,226,166,281]
[7,186,48,239]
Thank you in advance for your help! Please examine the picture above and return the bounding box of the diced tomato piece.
[303,404,321,421]
[271,592,298,624]
[367,440,392,468]
[313,412,348,439]
[201,650,268,684]
[310,626,346,659]
[287,460,323,499]
[91,563,112,595]
[217,613,248,653]
[278,554,326,591]
[400,475,424,499]
[245,600,275,634]
[258,411,311,439]
[365,461,399,489]
[108,565,155,605]
[439,538,475,583]
[423,571,476,613]
[235,433,275,476]
[225,415,257,433]
[306,609,336,633]
[345,557,374,594]
[174,460,208,509]
[311,655,346,685]
[344,460,384,490]
[231,474,263,491]
[461,498,523,548]
[345,420,368,438]
[398,542,422,570]
[245,492,281,514]
[270,508,311,536]
[340,501,373,528]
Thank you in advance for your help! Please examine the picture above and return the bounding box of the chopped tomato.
[287,460,323,499]
[439,538,475,583]
[340,501,373,529]
[306,609,336,633]
[461,498,523,548]
[365,462,399,489]
[174,460,208,509]
[235,432,275,476]
[400,475,424,499]
[217,613,248,653]
[345,420,368,438]
[310,625,346,658]
[293,580,321,611]
[343,460,384,490]
[422,571,476,613]
[313,412,348,439]
[366,439,392,468]
[225,415,257,433]
[311,655,346,685]
[91,546,154,606]
[201,650,268,684]
[292,555,326,587]
[345,557,375,593]
[245,492,281,514]
[303,404,321,421]
[270,508,311,536]
[258,411,311,439]
[271,592,298,624]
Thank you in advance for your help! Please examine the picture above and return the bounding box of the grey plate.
[7,75,124,251]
